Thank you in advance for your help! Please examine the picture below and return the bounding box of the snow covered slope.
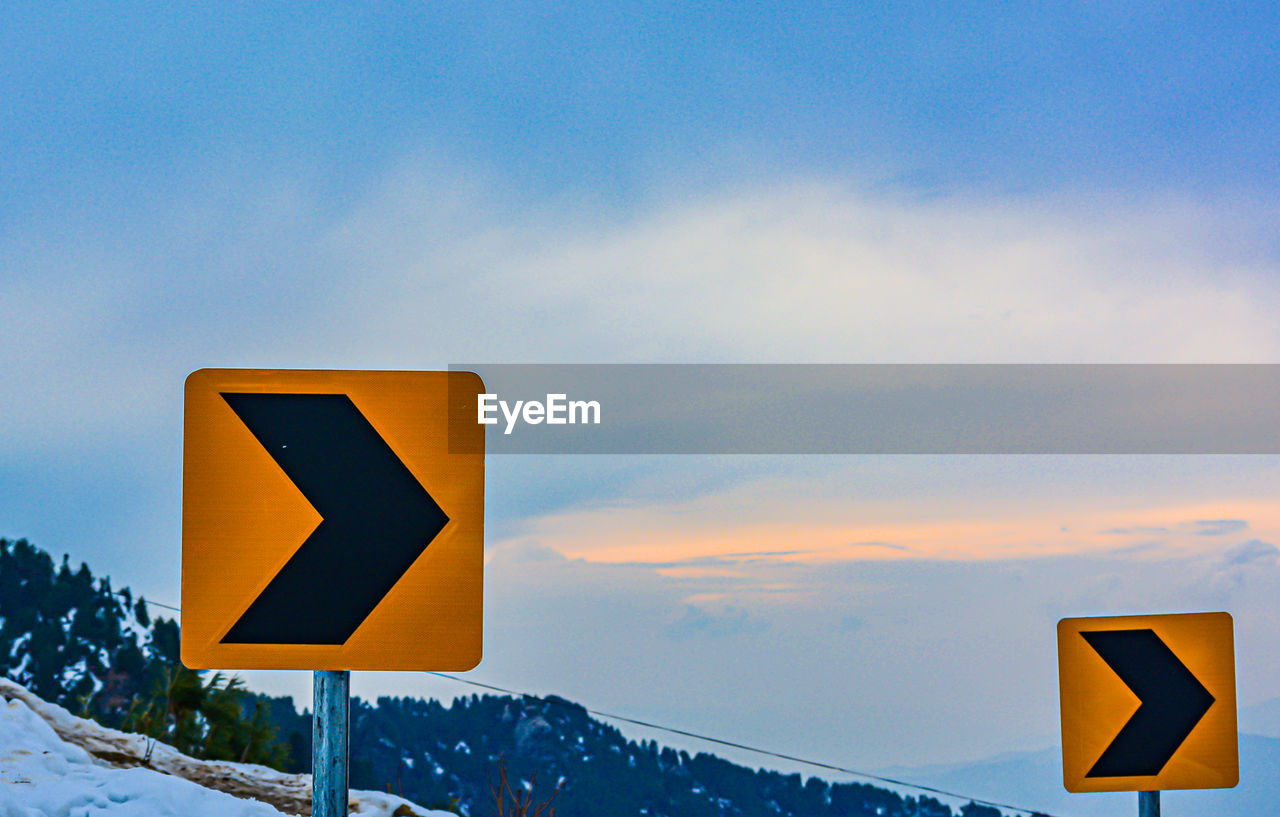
[0,677,453,817]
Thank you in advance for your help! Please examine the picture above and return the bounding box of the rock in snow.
[0,677,452,817]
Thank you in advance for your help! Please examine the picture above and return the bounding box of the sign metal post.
[313,669,350,817]
[1138,790,1159,817]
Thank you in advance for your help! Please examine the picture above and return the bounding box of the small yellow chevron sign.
[1058,612,1238,793]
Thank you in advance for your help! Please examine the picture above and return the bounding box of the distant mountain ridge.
[881,735,1280,817]
[2,537,1036,817]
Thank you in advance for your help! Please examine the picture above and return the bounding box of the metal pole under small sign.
[1139,791,1160,817]
[314,670,350,817]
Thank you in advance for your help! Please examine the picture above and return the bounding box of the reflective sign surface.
[182,369,484,671]
[1058,612,1238,793]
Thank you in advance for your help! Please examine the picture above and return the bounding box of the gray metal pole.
[1139,791,1160,817]
[313,670,350,817]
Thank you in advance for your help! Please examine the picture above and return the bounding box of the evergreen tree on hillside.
[0,537,153,713]
[2,538,1015,817]
[339,691,990,817]
[0,537,290,769]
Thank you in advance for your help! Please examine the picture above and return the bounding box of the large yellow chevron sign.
[181,369,485,671]
[1057,612,1238,793]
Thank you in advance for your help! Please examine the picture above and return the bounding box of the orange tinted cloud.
[505,488,1280,567]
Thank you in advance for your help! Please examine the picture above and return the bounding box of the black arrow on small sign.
[219,393,449,645]
[1082,628,1215,778]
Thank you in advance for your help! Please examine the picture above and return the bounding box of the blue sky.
[4,1,1280,789]
[6,2,1280,208]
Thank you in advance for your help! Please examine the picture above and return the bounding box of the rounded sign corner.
[185,368,217,390]
[450,369,486,393]
[179,645,207,672]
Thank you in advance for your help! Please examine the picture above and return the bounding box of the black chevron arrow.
[219,393,449,645]
[1082,628,1215,777]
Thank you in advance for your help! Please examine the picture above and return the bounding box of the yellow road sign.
[181,369,484,671]
[1057,612,1237,793]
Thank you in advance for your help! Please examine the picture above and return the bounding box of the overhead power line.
[124,596,1065,817]
[426,671,1064,817]
[113,591,182,612]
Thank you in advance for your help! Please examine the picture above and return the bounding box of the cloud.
[326,178,1280,371]
[506,480,1280,565]
[486,541,568,564]
[1191,519,1250,537]
[1195,537,1280,598]
[837,615,865,633]
[6,157,1280,731]
[1100,526,1171,536]
[666,605,770,641]
[6,162,1280,466]
[1221,539,1279,568]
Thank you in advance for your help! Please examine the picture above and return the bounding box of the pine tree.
[1,538,291,770]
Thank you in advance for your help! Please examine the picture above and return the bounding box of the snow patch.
[0,677,454,817]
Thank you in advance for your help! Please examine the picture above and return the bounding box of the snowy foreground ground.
[0,677,453,817]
